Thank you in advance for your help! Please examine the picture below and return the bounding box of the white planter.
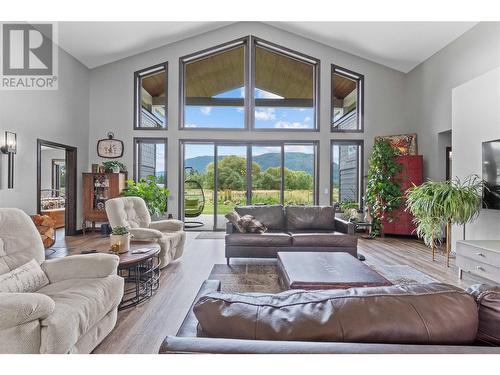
[112,166,120,173]
[110,233,130,254]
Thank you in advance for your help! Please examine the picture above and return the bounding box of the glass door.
[215,145,248,230]
[251,145,282,205]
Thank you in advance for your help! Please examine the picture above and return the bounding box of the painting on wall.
[374,133,418,155]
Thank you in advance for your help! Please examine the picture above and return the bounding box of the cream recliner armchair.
[0,208,124,354]
[105,197,185,269]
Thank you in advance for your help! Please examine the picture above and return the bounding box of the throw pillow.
[225,211,245,233]
[239,215,267,233]
[0,259,49,293]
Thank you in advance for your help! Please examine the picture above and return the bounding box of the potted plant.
[339,200,360,221]
[110,226,131,254]
[102,161,127,173]
[406,175,484,266]
[365,140,403,236]
[122,175,170,218]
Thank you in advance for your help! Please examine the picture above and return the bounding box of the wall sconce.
[1,131,17,189]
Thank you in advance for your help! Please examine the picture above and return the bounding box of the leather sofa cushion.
[285,206,335,231]
[193,283,478,345]
[290,232,357,247]
[235,205,285,230]
[467,284,500,345]
[225,233,291,247]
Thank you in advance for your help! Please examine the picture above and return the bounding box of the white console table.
[456,240,500,283]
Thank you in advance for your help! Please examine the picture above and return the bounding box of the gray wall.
[89,22,408,218]
[405,22,500,181]
[451,67,500,250]
[0,48,90,227]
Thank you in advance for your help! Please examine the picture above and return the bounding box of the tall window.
[181,39,247,129]
[179,37,319,130]
[134,63,167,129]
[331,140,363,205]
[134,138,168,187]
[253,40,318,130]
[331,65,364,132]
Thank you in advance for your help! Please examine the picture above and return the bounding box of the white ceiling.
[57,21,478,72]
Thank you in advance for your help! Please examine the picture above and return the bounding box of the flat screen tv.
[482,139,500,209]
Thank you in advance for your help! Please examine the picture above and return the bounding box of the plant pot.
[110,233,130,254]
[112,166,120,173]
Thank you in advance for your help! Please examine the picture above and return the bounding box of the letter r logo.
[2,24,53,76]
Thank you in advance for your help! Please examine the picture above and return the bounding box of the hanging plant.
[365,140,403,236]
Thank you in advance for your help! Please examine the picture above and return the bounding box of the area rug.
[208,263,437,293]
[195,232,226,239]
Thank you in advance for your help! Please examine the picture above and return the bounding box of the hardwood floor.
[48,232,496,354]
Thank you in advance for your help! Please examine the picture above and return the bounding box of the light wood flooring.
[48,232,495,354]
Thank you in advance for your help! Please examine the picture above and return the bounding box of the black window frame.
[134,62,168,130]
[179,37,250,131]
[331,64,364,133]
[251,37,320,132]
[133,137,168,187]
[330,139,364,206]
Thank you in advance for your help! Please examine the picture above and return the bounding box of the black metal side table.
[116,245,161,310]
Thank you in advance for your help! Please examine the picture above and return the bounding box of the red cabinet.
[381,155,423,236]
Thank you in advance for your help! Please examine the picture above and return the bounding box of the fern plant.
[406,175,484,248]
[365,140,403,236]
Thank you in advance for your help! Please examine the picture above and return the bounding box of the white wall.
[0,48,90,227]
[451,67,500,248]
[405,22,500,181]
[89,22,408,218]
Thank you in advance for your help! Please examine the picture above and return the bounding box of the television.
[482,139,500,209]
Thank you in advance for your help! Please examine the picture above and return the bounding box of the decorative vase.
[112,165,120,173]
[110,233,130,254]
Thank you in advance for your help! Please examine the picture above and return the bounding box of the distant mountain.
[184,152,331,177]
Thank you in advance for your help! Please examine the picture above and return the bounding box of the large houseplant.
[365,140,403,236]
[406,175,484,266]
[122,175,170,217]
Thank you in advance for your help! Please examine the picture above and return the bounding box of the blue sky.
[184,87,314,130]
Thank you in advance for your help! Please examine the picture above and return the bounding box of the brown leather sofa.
[159,280,500,354]
[225,205,357,264]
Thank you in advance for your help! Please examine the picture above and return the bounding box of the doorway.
[37,139,77,236]
[180,140,318,231]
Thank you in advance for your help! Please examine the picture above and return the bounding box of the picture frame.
[374,133,418,155]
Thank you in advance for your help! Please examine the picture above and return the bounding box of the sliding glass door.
[182,141,317,231]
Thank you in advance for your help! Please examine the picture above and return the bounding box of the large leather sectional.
[160,280,500,354]
[225,205,357,264]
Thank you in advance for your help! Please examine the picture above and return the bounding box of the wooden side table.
[48,240,161,310]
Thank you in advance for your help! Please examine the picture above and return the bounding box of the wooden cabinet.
[82,172,127,232]
[381,155,423,236]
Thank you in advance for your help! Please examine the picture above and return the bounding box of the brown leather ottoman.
[277,252,392,290]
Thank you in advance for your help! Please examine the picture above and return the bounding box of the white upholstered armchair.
[105,197,185,268]
[0,208,124,354]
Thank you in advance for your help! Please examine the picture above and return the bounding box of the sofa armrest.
[129,227,163,240]
[41,253,119,283]
[149,219,184,232]
[0,293,55,330]
[226,222,235,234]
[334,217,355,235]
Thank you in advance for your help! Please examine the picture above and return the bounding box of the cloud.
[185,123,199,128]
[304,116,311,122]
[255,108,276,121]
[274,121,309,129]
[236,107,244,113]
[200,107,212,115]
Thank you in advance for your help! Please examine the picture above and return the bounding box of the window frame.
[331,64,364,133]
[330,139,364,206]
[251,37,320,132]
[133,137,168,187]
[133,62,168,130]
[178,37,250,131]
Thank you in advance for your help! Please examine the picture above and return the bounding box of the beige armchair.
[0,208,124,354]
[105,197,185,268]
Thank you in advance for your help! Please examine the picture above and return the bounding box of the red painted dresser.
[381,155,423,236]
